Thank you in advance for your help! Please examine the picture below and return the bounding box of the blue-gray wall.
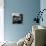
[4,0,40,42]
[40,0,46,27]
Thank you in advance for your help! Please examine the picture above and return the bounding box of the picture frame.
[12,13,23,24]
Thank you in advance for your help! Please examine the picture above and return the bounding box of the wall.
[40,0,46,27]
[0,0,4,42]
[4,0,40,42]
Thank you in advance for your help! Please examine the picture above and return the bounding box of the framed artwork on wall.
[12,13,23,24]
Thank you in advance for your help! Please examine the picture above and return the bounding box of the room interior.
[0,0,46,46]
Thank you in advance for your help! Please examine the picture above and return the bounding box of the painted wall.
[0,0,4,42]
[4,0,40,42]
[40,0,46,27]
